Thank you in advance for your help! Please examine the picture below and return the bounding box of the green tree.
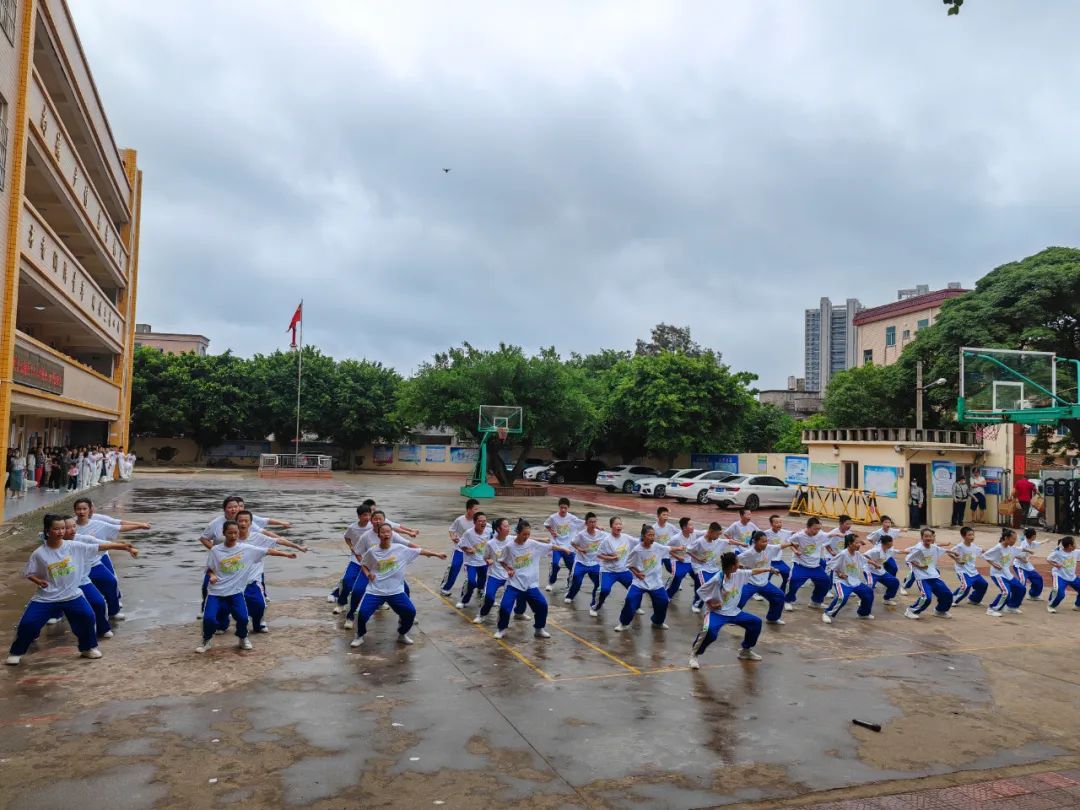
[634,323,708,357]
[822,363,912,428]
[130,347,187,437]
[330,360,406,470]
[174,352,256,459]
[248,347,338,449]
[606,352,755,466]
[736,402,801,453]
[775,412,829,453]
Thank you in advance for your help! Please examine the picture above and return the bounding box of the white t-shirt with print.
[597,533,636,573]
[763,528,793,564]
[458,528,490,567]
[74,519,119,567]
[1014,538,1040,572]
[826,549,870,587]
[651,521,681,547]
[24,541,100,603]
[626,543,672,591]
[206,543,271,597]
[360,545,422,597]
[697,568,754,617]
[789,530,826,568]
[544,513,584,545]
[1048,548,1079,581]
[905,544,946,581]
[723,520,759,545]
[201,514,269,543]
[737,545,782,586]
[951,543,982,577]
[982,544,1016,580]
[485,537,512,581]
[242,532,280,584]
[354,529,411,558]
[687,536,737,575]
[499,539,552,591]
[570,529,606,567]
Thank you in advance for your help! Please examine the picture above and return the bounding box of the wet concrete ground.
[1,472,1079,810]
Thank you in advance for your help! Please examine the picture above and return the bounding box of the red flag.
[287,302,302,348]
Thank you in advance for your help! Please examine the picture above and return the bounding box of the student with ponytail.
[1046,536,1080,613]
[1014,527,1045,601]
[593,517,636,617]
[983,527,1025,617]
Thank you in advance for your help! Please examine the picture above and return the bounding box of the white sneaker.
[637,608,646,615]
[343,619,354,630]
[1005,607,1022,614]
[752,594,765,602]
[821,614,832,624]
[1047,605,1057,613]
[332,606,343,615]
[513,613,527,621]
[563,597,572,604]
[534,629,551,639]
[882,599,898,606]
[766,619,785,625]
[545,584,554,592]
[5,655,20,665]
[439,589,452,597]
[111,613,126,621]
[737,649,762,661]
[472,615,485,624]
[691,605,701,614]
[196,639,213,654]
[653,622,669,630]
[102,630,114,639]
[259,623,268,633]
[934,611,951,619]
[1073,605,1080,611]
[986,608,1003,617]
[493,630,506,639]
[196,612,203,621]
[81,648,103,659]
[1028,595,1043,602]
[46,617,61,626]
[900,588,909,596]
[614,624,629,632]
[857,614,874,620]
[326,594,337,603]
[589,608,598,617]
[350,637,364,648]
[783,602,794,611]
[904,608,920,620]
[240,638,253,650]
[381,604,390,612]
[455,602,465,609]
[688,655,700,670]
[809,602,824,610]
[398,634,414,645]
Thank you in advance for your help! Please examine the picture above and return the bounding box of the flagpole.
[294,300,303,462]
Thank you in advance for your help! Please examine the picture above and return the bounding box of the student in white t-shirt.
[614,526,687,632]
[652,505,682,566]
[494,521,566,639]
[455,512,493,609]
[343,511,419,626]
[197,521,297,653]
[565,512,606,608]
[441,498,480,595]
[983,527,1024,617]
[667,517,706,603]
[544,498,584,591]
[722,509,759,547]
[1015,528,1045,601]
[951,526,988,607]
[822,515,854,566]
[863,534,901,606]
[686,521,738,613]
[74,497,147,622]
[762,515,793,592]
[332,505,374,612]
[1047,536,1080,613]
[867,516,905,594]
[350,522,446,648]
[593,517,637,617]
[7,513,137,666]
[474,518,527,624]
[689,550,774,668]
[236,510,306,633]
[197,495,282,619]
[903,528,955,620]
[822,534,880,623]
[736,530,789,624]
[784,517,832,609]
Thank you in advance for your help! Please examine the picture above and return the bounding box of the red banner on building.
[13,346,64,395]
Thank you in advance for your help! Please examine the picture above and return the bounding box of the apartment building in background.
[0,0,143,508]
[134,324,208,356]
[804,297,863,392]
[853,283,967,367]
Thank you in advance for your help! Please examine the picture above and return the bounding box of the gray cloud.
[70,1,1080,386]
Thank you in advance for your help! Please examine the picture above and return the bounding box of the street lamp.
[916,360,948,432]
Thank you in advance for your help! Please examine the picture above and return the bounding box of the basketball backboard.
[478,405,523,434]
[958,347,1071,425]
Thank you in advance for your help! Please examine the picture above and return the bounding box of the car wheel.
[555,474,565,484]
[745,495,760,510]
[717,501,732,509]
[605,486,615,492]
[655,485,666,498]
[622,480,634,494]
[696,490,709,504]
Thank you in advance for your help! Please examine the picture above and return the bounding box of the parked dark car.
[541,459,606,484]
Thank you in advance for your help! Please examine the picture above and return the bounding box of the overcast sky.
[70,1,1080,388]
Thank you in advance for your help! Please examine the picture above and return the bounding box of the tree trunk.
[487,444,511,487]
[347,445,356,472]
[509,439,535,481]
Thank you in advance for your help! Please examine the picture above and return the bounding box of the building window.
[902,329,911,340]
[843,461,859,490]
[0,94,8,191]
[885,326,896,347]
[917,318,929,331]
[0,0,13,46]
[863,349,873,365]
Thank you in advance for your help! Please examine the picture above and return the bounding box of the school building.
[853,284,968,367]
[0,1,142,511]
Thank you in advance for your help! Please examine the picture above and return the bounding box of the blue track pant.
[497,586,548,631]
[595,570,633,610]
[739,582,786,622]
[953,572,988,605]
[1049,572,1080,609]
[989,575,1025,611]
[910,577,953,615]
[202,593,248,642]
[618,585,669,627]
[566,562,600,604]
[769,561,791,592]
[440,548,464,593]
[871,572,900,600]
[666,560,697,599]
[336,560,362,606]
[480,576,526,617]
[785,562,831,605]
[548,548,574,585]
[79,581,111,636]
[1017,568,1044,598]
[356,592,415,638]
[824,581,874,618]
[10,596,97,655]
[691,610,761,657]
[88,562,121,617]
[459,565,488,605]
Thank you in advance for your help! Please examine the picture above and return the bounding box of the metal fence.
[258,453,333,478]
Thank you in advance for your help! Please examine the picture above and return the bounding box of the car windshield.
[675,469,706,478]
[657,469,679,478]
[722,475,752,485]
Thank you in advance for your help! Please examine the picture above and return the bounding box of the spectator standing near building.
[908,480,925,529]
[951,476,970,527]
[969,468,988,523]
[1012,477,1037,528]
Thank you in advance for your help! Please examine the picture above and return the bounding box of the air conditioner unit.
[1069,456,1080,468]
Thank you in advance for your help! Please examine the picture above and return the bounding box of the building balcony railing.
[13,331,120,419]
[37,0,132,217]
[27,68,128,285]
[801,427,982,447]
[20,198,125,353]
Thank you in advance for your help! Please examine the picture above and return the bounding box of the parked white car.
[595,464,661,493]
[633,468,705,498]
[706,474,798,510]
[666,470,740,504]
[523,464,553,480]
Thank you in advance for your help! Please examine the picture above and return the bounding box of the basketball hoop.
[974,424,1001,443]
[496,426,508,442]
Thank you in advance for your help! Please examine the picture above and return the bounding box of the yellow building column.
[0,0,38,520]
[112,150,142,453]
